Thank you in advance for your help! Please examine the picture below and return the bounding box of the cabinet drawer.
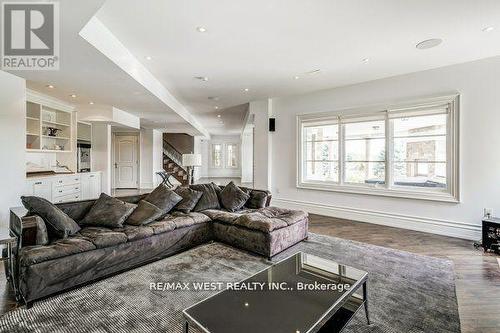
[53,184,80,196]
[53,175,80,186]
[53,193,81,204]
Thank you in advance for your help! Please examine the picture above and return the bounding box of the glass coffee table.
[183,252,370,333]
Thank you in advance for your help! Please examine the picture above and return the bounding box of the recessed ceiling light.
[482,26,494,32]
[214,106,219,109]
[306,69,321,75]
[416,38,442,50]
[244,88,249,92]
[70,94,77,98]
[89,101,94,105]
[145,56,152,60]
[293,76,300,80]
[46,84,54,89]
[196,26,207,33]
[194,76,209,81]
[362,58,370,63]
[217,114,221,118]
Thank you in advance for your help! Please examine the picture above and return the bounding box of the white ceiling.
[10,0,500,136]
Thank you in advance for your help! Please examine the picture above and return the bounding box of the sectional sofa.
[8,185,308,307]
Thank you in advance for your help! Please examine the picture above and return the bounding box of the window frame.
[296,94,460,203]
[210,143,223,168]
[225,143,239,169]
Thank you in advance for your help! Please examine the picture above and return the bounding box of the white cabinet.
[80,172,101,200]
[26,172,101,203]
[26,179,52,201]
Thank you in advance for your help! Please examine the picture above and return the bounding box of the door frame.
[112,132,140,189]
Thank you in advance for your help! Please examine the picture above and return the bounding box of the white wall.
[152,130,163,187]
[139,129,153,189]
[249,100,272,190]
[92,123,112,194]
[265,56,500,240]
[241,128,254,184]
[200,135,242,178]
[0,71,25,227]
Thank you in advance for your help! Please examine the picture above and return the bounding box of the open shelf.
[26,98,73,152]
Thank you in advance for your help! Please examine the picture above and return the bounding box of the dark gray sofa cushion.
[190,183,221,211]
[233,207,308,232]
[19,237,96,266]
[125,200,164,226]
[78,227,128,249]
[21,196,81,239]
[80,193,137,228]
[245,190,268,209]
[219,181,250,212]
[174,187,203,213]
[144,184,182,217]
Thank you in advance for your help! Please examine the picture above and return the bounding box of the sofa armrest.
[10,207,48,248]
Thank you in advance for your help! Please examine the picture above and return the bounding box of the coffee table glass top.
[183,252,368,333]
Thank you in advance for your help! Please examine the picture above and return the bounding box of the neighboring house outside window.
[297,94,459,202]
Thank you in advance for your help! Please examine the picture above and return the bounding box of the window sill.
[296,181,459,203]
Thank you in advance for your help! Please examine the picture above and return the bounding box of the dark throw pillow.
[80,193,137,228]
[144,184,182,217]
[219,182,250,212]
[245,190,269,209]
[174,187,203,213]
[21,196,80,239]
[190,183,221,211]
[125,200,164,226]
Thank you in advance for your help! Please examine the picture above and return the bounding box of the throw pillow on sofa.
[174,187,203,213]
[21,196,81,239]
[190,183,221,211]
[80,193,137,228]
[219,181,250,212]
[143,184,182,217]
[245,190,268,209]
[125,200,164,226]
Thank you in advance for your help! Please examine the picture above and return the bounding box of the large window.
[226,143,238,168]
[211,144,222,168]
[297,95,459,202]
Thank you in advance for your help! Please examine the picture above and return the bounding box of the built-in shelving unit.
[26,91,75,152]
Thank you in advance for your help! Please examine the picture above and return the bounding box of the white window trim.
[225,143,239,169]
[296,94,460,203]
[210,143,223,169]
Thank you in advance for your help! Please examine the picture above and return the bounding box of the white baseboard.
[273,197,481,240]
[140,182,154,189]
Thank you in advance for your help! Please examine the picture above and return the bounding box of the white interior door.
[114,135,138,188]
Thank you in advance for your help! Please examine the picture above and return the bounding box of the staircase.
[163,140,189,186]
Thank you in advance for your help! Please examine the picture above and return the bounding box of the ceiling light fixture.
[416,38,442,50]
[482,26,494,32]
[194,76,209,81]
[214,106,219,109]
[244,88,249,92]
[293,76,300,80]
[70,94,77,98]
[89,101,94,105]
[46,84,54,89]
[196,26,207,33]
[145,56,152,60]
[306,69,321,75]
[362,58,370,63]
[217,114,221,118]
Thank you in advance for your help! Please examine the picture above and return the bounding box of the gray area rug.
[0,233,460,333]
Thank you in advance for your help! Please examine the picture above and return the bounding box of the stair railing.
[163,140,187,172]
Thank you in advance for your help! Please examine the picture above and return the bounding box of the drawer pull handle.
[59,190,62,193]
[59,180,63,183]
[35,182,42,185]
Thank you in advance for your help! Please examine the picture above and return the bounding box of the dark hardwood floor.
[0,214,499,332]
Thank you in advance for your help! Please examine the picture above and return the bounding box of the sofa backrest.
[55,194,148,222]
[218,185,272,208]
